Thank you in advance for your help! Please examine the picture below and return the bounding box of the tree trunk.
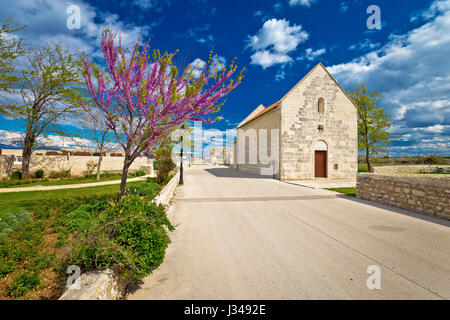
[21,132,35,179]
[365,148,373,173]
[96,154,103,181]
[119,154,131,197]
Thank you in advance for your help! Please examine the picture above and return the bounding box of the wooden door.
[314,151,327,178]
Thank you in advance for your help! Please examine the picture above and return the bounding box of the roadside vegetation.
[0,19,239,301]
[357,155,449,172]
[327,187,356,196]
[0,176,172,300]
[348,83,393,173]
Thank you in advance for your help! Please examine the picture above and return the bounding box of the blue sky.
[0,0,449,157]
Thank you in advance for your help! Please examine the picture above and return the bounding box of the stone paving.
[285,178,356,189]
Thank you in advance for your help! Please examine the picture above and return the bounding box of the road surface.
[127,166,450,300]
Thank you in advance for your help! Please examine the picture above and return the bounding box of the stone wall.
[0,154,152,178]
[280,64,358,180]
[356,173,450,220]
[373,165,448,175]
[235,107,281,178]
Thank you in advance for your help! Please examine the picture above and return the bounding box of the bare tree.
[82,113,117,180]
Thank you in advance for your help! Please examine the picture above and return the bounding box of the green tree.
[154,138,176,185]
[0,18,26,105]
[2,43,86,179]
[347,83,392,173]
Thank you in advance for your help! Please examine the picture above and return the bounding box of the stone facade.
[235,106,281,178]
[0,148,152,178]
[234,63,357,180]
[357,174,450,220]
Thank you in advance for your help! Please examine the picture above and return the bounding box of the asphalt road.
[127,166,450,300]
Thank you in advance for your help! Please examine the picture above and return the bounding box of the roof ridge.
[237,100,280,128]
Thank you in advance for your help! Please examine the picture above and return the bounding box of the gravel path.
[0,175,152,193]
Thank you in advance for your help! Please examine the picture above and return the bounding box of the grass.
[0,181,146,213]
[0,172,147,189]
[0,179,161,300]
[358,163,369,172]
[327,187,356,196]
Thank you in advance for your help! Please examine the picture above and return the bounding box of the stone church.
[233,63,357,180]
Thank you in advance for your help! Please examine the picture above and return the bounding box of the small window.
[318,125,324,132]
[318,97,324,114]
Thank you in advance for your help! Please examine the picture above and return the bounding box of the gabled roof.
[237,101,280,128]
[236,62,356,129]
[279,62,357,109]
[237,104,265,128]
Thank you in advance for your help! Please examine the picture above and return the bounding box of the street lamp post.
[179,124,185,185]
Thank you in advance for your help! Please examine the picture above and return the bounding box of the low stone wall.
[59,269,127,300]
[153,168,180,207]
[0,154,153,178]
[357,173,450,220]
[373,165,448,175]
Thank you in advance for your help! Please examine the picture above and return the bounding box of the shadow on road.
[204,167,273,179]
[342,196,450,228]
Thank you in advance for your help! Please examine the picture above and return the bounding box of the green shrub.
[8,270,40,297]
[68,189,173,280]
[134,170,146,177]
[155,142,176,185]
[10,171,22,180]
[0,210,32,238]
[126,182,161,198]
[65,201,109,233]
[0,260,15,278]
[48,169,71,179]
[35,169,45,179]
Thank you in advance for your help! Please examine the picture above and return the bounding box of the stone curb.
[153,169,180,207]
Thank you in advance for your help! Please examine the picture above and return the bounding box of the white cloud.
[247,18,309,69]
[302,48,326,61]
[188,58,207,78]
[348,38,380,51]
[275,69,286,82]
[274,2,283,12]
[328,0,450,155]
[339,2,348,13]
[0,0,152,58]
[250,51,292,69]
[132,0,158,9]
[176,24,214,45]
[288,0,318,7]
[210,55,226,73]
[254,10,264,17]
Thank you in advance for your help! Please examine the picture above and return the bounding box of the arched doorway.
[314,140,327,178]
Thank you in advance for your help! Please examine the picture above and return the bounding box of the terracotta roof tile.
[238,101,280,128]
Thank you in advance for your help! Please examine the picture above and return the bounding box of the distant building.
[233,63,357,180]
[210,146,233,165]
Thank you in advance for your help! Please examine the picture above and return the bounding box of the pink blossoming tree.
[83,30,244,196]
